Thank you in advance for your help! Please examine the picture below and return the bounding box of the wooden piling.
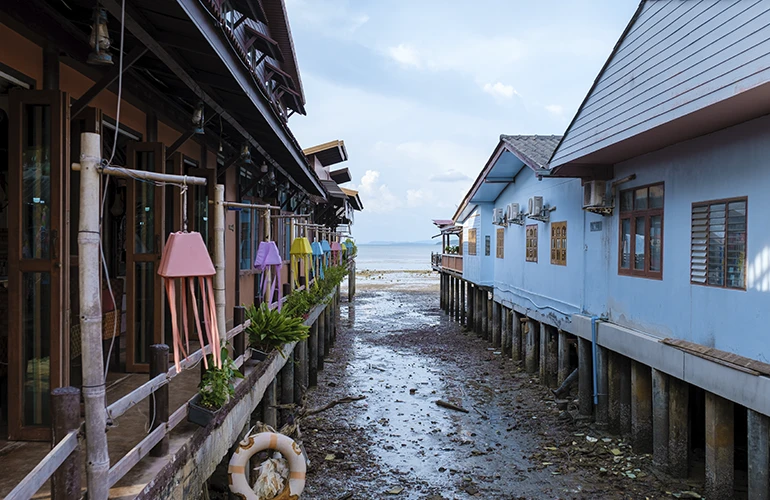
[578,337,593,419]
[557,330,570,386]
[263,379,278,429]
[51,387,81,500]
[501,307,510,355]
[545,325,559,388]
[467,284,474,330]
[460,280,466,325]
[318,310,326,371]
[280,352,295,426]
[295,340,307,402]
[309,321,319,387]
[512,313,522,361]
[492,301,501,348]
[525,320,538,374]
[149,344,169,457]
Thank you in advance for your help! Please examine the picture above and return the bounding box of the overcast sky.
[286,0,639,243]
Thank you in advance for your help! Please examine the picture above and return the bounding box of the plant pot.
[188,393,220,427]
[250,348,270,361]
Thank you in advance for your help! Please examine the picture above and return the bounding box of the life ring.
[228,432,306,500]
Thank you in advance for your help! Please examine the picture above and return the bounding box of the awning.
[330,167,352,184]
[303,140,348,167]
[321,179,348,199]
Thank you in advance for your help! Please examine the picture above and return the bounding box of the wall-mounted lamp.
[87,8,113,65]
[240,143,252,164]
[192,102,205,134]
[260,162,269,174]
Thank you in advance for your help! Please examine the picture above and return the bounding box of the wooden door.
[7,89,68,440]
[125,142,165,372]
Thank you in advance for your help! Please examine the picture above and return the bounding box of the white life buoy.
[228,432,306,499]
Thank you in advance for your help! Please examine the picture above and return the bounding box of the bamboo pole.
[76,132,110,499]
[214,185,227,347]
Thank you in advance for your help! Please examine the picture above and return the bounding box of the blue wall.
[463,114,770,363]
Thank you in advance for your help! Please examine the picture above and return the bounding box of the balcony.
[431,252,463,274]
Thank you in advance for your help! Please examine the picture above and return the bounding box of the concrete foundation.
[525,319,538,374]
[608,351,631,435]
[631,361,653,453]
[668,376,690,478]
[539,323,547,382]
[748,409,770,500]
[557,330,570,386]
[578,337,593,419]
[705,392,734,499]
[595,345,609,428]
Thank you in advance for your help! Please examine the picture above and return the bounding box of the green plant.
[345,238,358,258]
[246,303,310,356]
[284,263,348,319]
[198,346,244,410]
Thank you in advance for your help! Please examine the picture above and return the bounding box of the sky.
[285,0,639,244]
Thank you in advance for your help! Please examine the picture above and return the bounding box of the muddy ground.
[300,273,707,499]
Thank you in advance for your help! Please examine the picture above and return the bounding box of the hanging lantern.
[260,162,269,174]
[290,236,312,289]
[254,241,283,310]
[331,240,342,265]
[87,8,113,65]
[241,143,252,164]
[158,232,221,371]
[311,241,324,282]
[321,239,331,268]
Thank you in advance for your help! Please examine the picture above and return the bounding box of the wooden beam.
[71,46,148,119]
[217,154,241,180]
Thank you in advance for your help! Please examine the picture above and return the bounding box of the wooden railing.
[7,286,343,499]
[432,253,463,273]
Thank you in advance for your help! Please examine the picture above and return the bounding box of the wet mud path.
[302,283,689,499]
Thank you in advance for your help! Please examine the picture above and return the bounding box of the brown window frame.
[496,228,504,259]
[618,182,664,279]
[690,197,747,290]
[551,221,567,266]
[467,228,477,256]
[526,224,538,263]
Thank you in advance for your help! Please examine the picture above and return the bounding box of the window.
[691,198,747,289]
[619,183,663,278]
[467,229,477,255]
[496,228,504,259]
[239,209,252,270]
[526,224,538,262]
[485,235,491,256]
[551,221,567,266]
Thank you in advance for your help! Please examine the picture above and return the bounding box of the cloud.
[482,82,518,99]
[430,170,472,183]
[545,104,565,116]
[387,43,421,68]
[352,170,398,213]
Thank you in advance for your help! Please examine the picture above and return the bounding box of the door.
[126,142,165,372]
[7,89,68,440]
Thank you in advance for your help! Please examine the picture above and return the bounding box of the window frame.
[690,196,747,290]
[526,224,538,263]
[618,182,664,279]
[551,221,567,266]
[467,228,477,256]
[496,228,504,259]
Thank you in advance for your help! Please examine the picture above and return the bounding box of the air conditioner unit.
[528,196,544,216]
[507,203,520,220]
[493,208,504,225]
[583,180,608,208]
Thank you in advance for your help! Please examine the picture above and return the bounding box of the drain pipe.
[591,315,607,405]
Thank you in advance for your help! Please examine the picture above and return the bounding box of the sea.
[352,244,440,291]
[355,244,437,271]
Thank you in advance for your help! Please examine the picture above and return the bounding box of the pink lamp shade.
[158,232,215,278]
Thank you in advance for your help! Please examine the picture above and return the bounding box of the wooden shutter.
[496,228,504,259]
[467,228,477,256]
[526,225,538,262]
[551,221,567,265]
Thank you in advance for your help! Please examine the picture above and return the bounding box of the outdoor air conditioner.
[528,196,544,216]
[493,207,504,225]
[583,180,608,208]
[507,203,520,220]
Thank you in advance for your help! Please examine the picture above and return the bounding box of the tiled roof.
[500,135,563,170]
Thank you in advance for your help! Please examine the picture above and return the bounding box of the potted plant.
[188,346,244,427]
[246,303,311,359]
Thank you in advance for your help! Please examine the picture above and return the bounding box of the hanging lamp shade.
[255,241,283,311]
[331,241,342,265]
[321,240,332,268]
[311,242,323,257]
[158,231,221,372]
[311,242,324,282]
[290,237,312,289]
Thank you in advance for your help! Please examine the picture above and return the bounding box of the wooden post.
[512,312,522,361]
[280,352,295,426]
[467,284,474,330]
[460,280,466,326]
[348,259,355,302]
[76,132,110,499]
[318,310,326,371]
[149,345,169,457]
[51,387,81,500]
[492,301,501,348]
[325,304,332,356]
[557,330,571,385]
[263,379,278,429]
[214,185,227,349]
[501,307,510,355]
[233,306,246,374]
[309,321,319,387]
[294,340,307,403]
[454,278,460,322]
